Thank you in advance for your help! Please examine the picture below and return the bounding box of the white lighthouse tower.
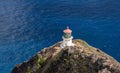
[60,26,74,48]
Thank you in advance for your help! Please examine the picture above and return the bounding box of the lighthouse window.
[64,33,71,38]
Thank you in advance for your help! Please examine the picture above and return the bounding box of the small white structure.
[60,26,74,48]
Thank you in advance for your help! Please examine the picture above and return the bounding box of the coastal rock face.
[11,39,120,73]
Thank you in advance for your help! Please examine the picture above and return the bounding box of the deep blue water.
[0,0,120,73]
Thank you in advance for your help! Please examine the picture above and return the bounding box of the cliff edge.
[11,39,120,73]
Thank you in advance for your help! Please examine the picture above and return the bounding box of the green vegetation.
[83,65,87,72]
[36,57,46,69]
[27,66,33,73]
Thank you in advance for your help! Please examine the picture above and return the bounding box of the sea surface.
[0,0,120,73]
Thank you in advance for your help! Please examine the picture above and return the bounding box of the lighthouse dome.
[63,26,72,33]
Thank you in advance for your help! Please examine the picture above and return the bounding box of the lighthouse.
[60,26,74,48]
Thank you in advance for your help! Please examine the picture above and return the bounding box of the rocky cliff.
[11,39,120,73]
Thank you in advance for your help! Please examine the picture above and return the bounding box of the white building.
[60,26,74,48]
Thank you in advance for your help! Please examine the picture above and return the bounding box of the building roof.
[63,26,72,33]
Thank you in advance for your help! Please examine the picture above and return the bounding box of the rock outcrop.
[11,39,120,73]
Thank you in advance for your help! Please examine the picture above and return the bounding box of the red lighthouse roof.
[63,26,72,33]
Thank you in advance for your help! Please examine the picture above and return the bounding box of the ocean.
[0,0,120,73]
